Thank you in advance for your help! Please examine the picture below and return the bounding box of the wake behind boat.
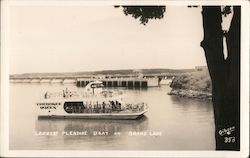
[36,81,148,120]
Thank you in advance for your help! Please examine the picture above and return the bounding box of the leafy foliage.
[221,6,232,17]
[170,71,212,92]
[116,6,166,25]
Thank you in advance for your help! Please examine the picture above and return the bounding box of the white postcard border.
[1,0,249,157]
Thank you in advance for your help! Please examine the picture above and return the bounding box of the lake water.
[9,83,215,150]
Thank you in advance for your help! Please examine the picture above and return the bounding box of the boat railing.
[124,102,146,113]
[63,102,146,114]
[44,89,123,99]
[44,91,80,99]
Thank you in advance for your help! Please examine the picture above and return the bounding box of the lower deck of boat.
[38,110,147,120]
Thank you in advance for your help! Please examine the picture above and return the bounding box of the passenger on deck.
[86,102,90,113]
[64,88,69,98]
[102,102,105,113]
[115,100,121,110]
[44,92,48,99]
[98,102,102,113]
[105,103,111,113]
[110,101,115,110]
[108,103,112,113]
[91,103,94,113]
[62,90,66,98]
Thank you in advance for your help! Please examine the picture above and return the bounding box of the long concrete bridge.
[9,73,180,88]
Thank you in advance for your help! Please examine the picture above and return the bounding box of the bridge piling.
[76,79,151,88]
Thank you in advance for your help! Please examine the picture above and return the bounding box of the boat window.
[98,83,104,88]
[90,83,104,88]
[64,102,84,113]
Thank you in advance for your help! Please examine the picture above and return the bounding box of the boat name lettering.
[37,103,61,106]
[40,106,56,110]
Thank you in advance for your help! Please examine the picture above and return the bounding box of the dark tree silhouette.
[117,6,240,150]
[115,6,165,25]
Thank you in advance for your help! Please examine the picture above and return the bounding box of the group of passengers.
[63,88,73,98]
[84,100,122,113]
[67,100,123,114]
[44,88,74,99]
[69,101,145,114]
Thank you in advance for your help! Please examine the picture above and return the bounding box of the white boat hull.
[38,110,147,120]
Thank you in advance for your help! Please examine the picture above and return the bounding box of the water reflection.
[169,95,214,124]
[170,95,213,110]
[35,116,148,138]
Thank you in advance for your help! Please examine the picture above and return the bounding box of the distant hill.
[10,68,195,78]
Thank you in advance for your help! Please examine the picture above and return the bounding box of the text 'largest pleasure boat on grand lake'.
[36,81,148,119]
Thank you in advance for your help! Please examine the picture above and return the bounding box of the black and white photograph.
[1,0,249,157]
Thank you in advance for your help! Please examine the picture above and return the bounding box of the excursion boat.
[36,81,148,120]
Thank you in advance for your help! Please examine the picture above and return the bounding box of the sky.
[9,5,207,74]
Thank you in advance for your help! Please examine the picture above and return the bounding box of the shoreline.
[168,89,212,100]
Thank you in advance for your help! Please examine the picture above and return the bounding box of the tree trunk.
[201,6,240,150]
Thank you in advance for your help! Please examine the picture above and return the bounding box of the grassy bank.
[168,70,212,100]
